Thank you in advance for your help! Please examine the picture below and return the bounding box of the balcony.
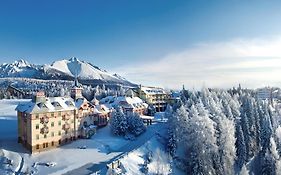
[62,114,71,121]
[40,126,49,135]
[63,123,70,131]
[40,116,49,124]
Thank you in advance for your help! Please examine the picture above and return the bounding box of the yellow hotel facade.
[16,82,110,153]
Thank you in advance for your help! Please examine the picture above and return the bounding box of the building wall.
[30,110,76,146]
[17,111,32,150]
[18,99,111,153]
[18,110,81,153]
[18,110,79,153]
[93,113,109,126]
[257,88,272,100]
[139,90,168,112]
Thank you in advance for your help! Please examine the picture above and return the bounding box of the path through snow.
[63,123,167,175]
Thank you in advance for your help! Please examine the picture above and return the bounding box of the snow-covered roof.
[74,97,88,108]
[93,107,102,114]
[113,96,148,109]
[141,86,167,95]
[16,97,77,114]
[91,98,99,105]
[140,115,154,120]
[100,96,116,104]
[93,104,110,114]
[170,91,181,100]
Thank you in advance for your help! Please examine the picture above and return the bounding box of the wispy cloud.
[113,37,281,89]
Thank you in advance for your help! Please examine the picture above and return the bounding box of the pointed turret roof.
[73,76,82,88]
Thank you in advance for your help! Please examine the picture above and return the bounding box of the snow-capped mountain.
[0,58,134,86]
[0,59,42,78]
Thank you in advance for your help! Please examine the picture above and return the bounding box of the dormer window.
[37,102,47,109]
[51,102,62,108]
[65,101,74,107]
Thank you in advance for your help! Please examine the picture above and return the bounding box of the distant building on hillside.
[16,79,111,153]
[256,87,281,105]
[134,85,169,112]
[256,87,273,101]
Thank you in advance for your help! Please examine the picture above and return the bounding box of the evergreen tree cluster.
[0,78,127,100]
[167,87,281,175]
[109,107,146,137]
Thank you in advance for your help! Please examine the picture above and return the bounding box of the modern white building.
[256,87,273,100]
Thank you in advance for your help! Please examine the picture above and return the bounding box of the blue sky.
[1,0,281,88]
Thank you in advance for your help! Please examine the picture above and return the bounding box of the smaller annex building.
[112,96,148,116]
[128,85,170,112]
[16,80,111,153]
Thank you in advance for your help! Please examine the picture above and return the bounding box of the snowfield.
[117,125,184,175]
[0,99,171,175]
[48,57,120,81]
[0,99,30,140]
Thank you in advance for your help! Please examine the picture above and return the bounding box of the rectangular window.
[51,122,54,127]
[51,132,54,137]
[46,143,48,147]
[36,144,39,149]
[51,112,54,117]
[58,121,61,126]
[36,124,39,129]
[36,134,39,140]
[58,131,61,136]
[44,134,47,138]
[51,141,54,146]
[36,114,39,119]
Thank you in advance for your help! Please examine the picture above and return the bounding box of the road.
[15,156,24,175]
[63,122,167,175]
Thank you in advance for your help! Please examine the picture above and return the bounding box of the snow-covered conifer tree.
[127,112,146,136]
[109,107,128,136]
[185,105,218,174]
[239,164,249,175]
[236,123,247,170]
[217,115,236,175]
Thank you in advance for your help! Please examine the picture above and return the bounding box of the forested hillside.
[167,88,281,175]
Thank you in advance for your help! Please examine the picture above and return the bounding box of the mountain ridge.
[0,57,134,87]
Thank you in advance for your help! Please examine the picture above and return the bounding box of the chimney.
[33,91,46,103]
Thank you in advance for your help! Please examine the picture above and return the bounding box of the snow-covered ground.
[118,127,185,175]
[154,112,168,122]
[0,99,170,175]
[119,137,171,175]
[0,99,30,140]
[0,99,29,175]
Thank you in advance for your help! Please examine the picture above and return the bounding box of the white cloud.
[113,37,281,89]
